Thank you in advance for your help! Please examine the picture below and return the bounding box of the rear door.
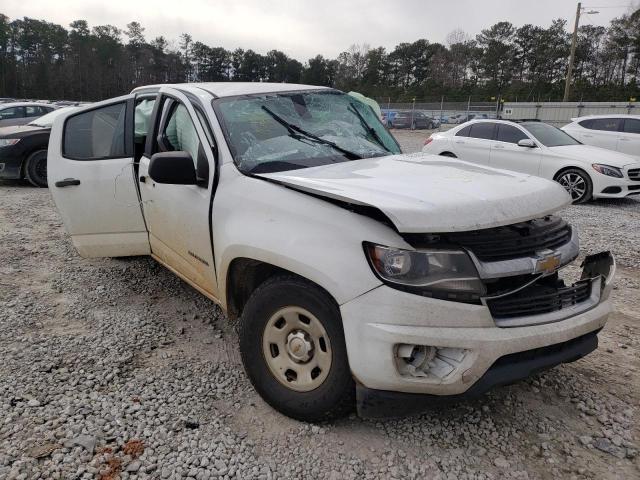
[490,123,542,175]
[619,118,640,157]
[576,118,621,150]
[451,122,494,165]
[48,95,150,258]
[24,105,45,123]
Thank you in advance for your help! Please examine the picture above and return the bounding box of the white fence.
[501,102,638,126]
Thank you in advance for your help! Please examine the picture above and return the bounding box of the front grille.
[487,279,592,319]
[440,216,572,262]
[628,168,640,181]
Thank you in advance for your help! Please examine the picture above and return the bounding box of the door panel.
[452,123,495,165]
[138,90,218,298]
[576,118,621,151]
[490,142,541,175]
[48,96,150,258]
[489,124,541,175]
[618,119,640,157]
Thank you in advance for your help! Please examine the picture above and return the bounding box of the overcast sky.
[3,0,637,60]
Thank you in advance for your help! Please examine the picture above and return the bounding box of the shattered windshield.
[215,90,401,173]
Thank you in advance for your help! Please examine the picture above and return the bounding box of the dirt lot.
[1,133,638,479]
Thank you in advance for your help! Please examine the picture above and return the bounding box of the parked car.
[562,115,640,158]
[423,119,640,203]
[48,83,614,421]
[0,102,56,127]
[0,107,78,187]
[390,111,438,129]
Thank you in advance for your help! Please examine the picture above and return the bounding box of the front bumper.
[357,330,599,418]
[592,166,640,198]
[340,252,614,415]
[0,148,25,179]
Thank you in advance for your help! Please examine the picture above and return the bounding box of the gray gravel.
[1,140,638,480]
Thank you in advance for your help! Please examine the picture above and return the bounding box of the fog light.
[396,344,468,380]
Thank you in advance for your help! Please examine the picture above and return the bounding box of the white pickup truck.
[48,83,615,421]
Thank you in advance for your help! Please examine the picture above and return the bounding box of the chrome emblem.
[535,254,561,275]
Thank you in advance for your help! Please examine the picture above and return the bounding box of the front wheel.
[555,168,592,204]
[238,275,354,421]
[24,150,48,188]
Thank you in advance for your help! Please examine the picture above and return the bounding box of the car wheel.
[24,150,48,188]
[238,275,355,421]
[439,152,457,158]
[555,168,592,204]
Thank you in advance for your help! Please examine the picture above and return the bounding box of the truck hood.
[258,153,571,233]
[548,144,639,167]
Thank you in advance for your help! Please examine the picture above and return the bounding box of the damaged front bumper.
[341,251,615,418]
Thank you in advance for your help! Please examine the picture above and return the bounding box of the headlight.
[0,138,20,147]
[364,243,486,301]
[592,164,623,178]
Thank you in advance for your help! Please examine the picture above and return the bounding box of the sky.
[2,0,637,60]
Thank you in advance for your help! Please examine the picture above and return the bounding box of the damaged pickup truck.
[48,83,615,421]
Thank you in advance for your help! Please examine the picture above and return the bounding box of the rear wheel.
[439,152,457,158]
[24,150,48,188]
[238,275,354,421]
[555,168,592,204]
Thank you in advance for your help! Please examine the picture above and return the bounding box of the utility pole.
[563,3,581,102]
[564,3,598,102]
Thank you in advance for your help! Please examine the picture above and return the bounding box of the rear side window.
[623,119,640,134]
[455,125,471,137]
[64,103,127,160]
[579,118,622,132]
[468,123,495,140]
[496,124,529,144]
[0,106,25,119]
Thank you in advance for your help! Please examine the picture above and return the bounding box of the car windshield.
[215,90,401,174]
[28,107,76,127]
[521,122,581,147]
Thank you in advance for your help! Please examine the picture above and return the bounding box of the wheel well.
[553,165,588,181]
[439,151,457,158]
[225,258,334,321]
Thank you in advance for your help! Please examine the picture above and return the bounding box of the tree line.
[0,9,638,103]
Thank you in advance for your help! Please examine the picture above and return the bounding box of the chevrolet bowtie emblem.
[535,254,561,275]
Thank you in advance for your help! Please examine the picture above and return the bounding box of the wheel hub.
[262,306,332,392]
[286,330,314,363]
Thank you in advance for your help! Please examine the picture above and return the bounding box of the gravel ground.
[1,134,638,480]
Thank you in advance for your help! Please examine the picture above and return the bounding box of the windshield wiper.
[261,106,362,160]
[348,102,392,153]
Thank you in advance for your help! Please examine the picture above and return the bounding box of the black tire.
[554,168,592,204]
[24,150,48,188]
[439,151,457,158]
[238,275,355,421]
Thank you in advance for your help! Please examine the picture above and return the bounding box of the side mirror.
[148,151,197,185]
[517,138,537,148]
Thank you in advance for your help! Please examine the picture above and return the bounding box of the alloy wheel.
[557,172,587,201]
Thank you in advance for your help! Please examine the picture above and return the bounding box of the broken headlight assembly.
[364,243,486,302]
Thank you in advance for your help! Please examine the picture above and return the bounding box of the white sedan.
[562,115,640,158]
[423,119,640,203]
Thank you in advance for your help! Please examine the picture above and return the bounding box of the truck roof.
[131,82,330,98]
